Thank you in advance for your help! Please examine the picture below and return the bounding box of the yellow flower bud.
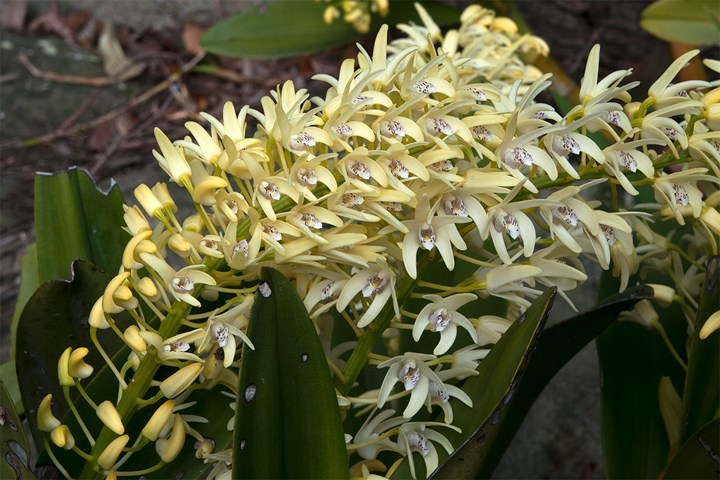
[625,101,641,119]
[647,284,675,308]
[699,310,720,340]
[50,424,75,450]
[38,394,61,432]
[159,363,203,399]
[105,471,118,480]
[192,176,227,206]
[122,230,153,270]
[112,284,137,311]
[707,103,720,131]
[151,182,177,212]
[155,414,186,463]
[168,233,192,258]
[134,184,163,218]
[68,347,94,379]
[58,347,73,387]
[183,214,204,232]
[90,297,110,329]
[96,401,125,435]
[492,17,518,34]
[102,272,131,315]
[123,325,147,352]
[135,277,159,300]
[123,205,150,236]
[141,399,175,441]
[323,5,339,24]
[97,434,129,470]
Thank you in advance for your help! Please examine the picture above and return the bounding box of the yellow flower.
[140,253,216,308]
[96,401,125,435]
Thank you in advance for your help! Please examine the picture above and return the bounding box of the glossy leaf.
[391,288,557,479]
[475,285,654,478]
[595,276,679,479]
[233,267,347,478]
[33,167,127,282]
[664,419,720,479]
[0,381,37,480]
[201,0,460,59]
[641,0,720,45]
[11,169,127,361]
[680,256,720,443]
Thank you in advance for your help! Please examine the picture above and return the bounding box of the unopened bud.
[96,401,125,435]
[38,394,61,432]
[97,435,129,470]
[58,347,73,387]
[68,347,94,379]
[159,363,203,399]
[142,399,175,441]
[155,414,186,463]
[50,425,75,450]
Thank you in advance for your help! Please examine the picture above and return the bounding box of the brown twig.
[19,52,116,86]
[2,51,206,149]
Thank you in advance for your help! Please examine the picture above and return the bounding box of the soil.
[0,0,703,477]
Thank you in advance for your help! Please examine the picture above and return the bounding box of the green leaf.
[201,0,460,59]
[391,288,557,479]
[11,169,127,361]
[475,285,654,478]
[680,256,720,444]
[664,418,720,479]
[10,244,39,361]
[0,362,21,414]
[0,381,37,480]
[595,277,675,479]
[14,261,121,453]
[34,168,128,282]
[640,0,720,45]
[233,267,347,478]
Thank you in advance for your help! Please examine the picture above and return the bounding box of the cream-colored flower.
[140,253,216,307]
[412,293,478,355]
[337,259,397,328]
[376,352,446,418]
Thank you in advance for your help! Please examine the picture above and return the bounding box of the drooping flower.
[412,293,478,355]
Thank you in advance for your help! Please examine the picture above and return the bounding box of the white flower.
[400,194,469,278]
[140,253,216,307]
[397,422,460,480]
[376,352,446,419]
[412,293,478,355]
[337,259,398,328]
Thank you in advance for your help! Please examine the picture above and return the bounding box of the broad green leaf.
[14,261,121,453]
[664,418,720,479]
[34,168,127,282]
[11,169,127,361]
[595,274,679,479]
[474,285,654,478]
[233,267,347,478]
[0,381,37,480]
[680,256,720,444]
[391,288,557,479]
[641,0,720,45]
[201,0,460,59]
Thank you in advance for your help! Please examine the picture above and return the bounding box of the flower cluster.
[319,0,389,33]
[38,4,718,479]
